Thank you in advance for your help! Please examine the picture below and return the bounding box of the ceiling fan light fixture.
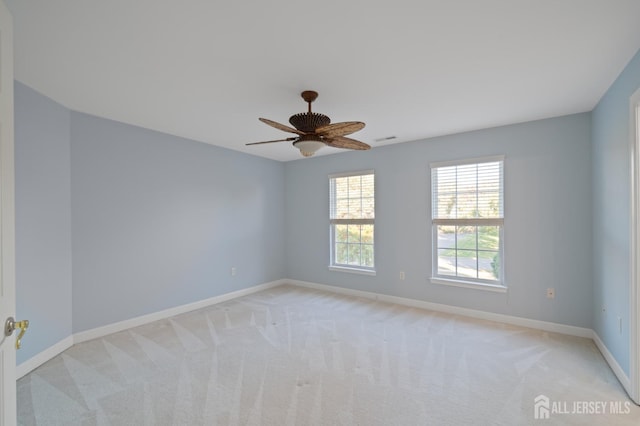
[247,90,370,155]
[294,136,325,157]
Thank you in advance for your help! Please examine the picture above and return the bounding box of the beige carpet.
[16,285,640,425]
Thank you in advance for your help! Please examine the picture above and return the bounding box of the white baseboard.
[74,279,285,344]
[287,279,593,338]
[16,335,74,379]
[592,331,632,394]
[17,279,285,377]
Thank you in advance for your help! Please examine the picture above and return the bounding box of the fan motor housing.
[289,112,331,133]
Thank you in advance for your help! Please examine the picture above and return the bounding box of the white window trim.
[430,155,505,169]
[328,265,377,276]
[329,169,375,179]
[430,156,505,289]
[329,170,376,274]
[430,277,507,293]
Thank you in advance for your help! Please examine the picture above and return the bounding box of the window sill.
[430,277,507,293]
[329,266,376,276]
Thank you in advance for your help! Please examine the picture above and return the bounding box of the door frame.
[0,0,16,423]
[630,86,640,405]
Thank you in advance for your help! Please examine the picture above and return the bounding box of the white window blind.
[432,160,503,223]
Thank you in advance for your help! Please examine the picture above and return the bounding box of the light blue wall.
[15,83,286,353]
[592,48,640,376]
[285,113,593,328]
[70,112,286,332]
[14,82,73,364]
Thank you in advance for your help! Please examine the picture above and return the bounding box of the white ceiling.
[6,1,640,162]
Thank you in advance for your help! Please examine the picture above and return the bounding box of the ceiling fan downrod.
[301,90,318,114]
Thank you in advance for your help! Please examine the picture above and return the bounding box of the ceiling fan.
[247,90,370,157]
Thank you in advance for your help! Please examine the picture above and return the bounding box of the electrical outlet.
[546,288,555,299]
[231,267,236,276]
[400,271,405,280]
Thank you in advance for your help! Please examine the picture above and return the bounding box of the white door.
[0,1,16,424]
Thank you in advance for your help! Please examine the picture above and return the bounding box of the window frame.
[430,156,506,292]
[329,170,376,275]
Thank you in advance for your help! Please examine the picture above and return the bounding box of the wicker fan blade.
[246,137,298,146]
[324,136,371,151]
[316,121,365,137]
[259,118,305,135]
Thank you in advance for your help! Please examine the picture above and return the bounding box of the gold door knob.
[4,317,29,349]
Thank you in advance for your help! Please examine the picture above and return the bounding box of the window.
[431,157,504,289]
[329,171,375,274]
